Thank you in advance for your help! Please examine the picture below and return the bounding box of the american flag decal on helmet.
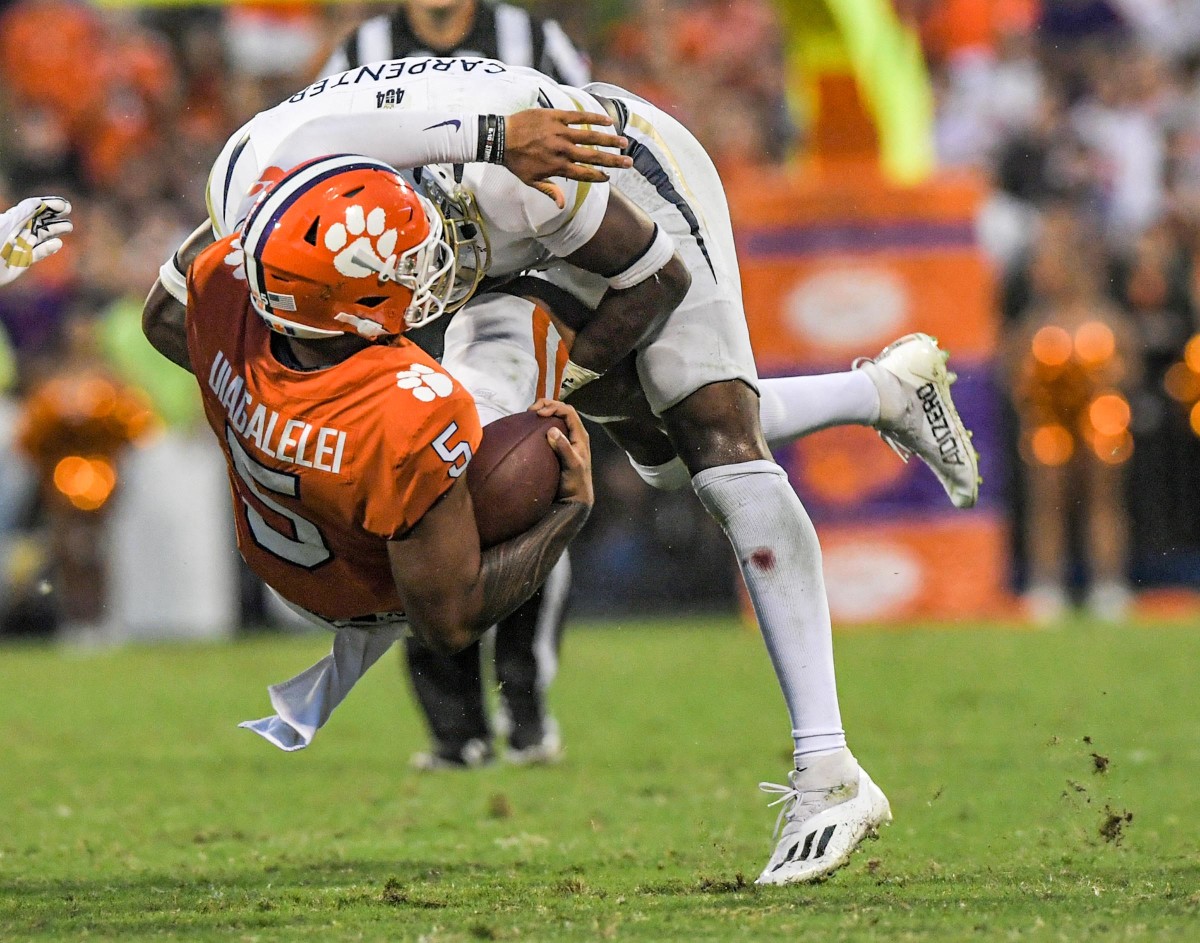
[266,291,297,311]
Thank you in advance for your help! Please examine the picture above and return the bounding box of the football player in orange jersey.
[143,156,593,750]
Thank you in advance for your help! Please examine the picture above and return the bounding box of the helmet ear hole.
[302,218,320,247]
[356,296,388,308]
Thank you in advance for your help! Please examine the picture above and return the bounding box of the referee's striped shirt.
[320,0,590,84]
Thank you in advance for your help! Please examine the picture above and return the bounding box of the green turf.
[1,618,1198,942]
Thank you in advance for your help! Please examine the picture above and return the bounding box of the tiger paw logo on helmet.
[396,364,454,402]
[324,205,399,278]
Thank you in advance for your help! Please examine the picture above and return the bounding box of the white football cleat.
[856,333,980,509]
[503,717,564,766]
[409,737,493,772]
[755,749,892,886]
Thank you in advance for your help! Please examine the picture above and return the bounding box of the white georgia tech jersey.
[206,56,612,279]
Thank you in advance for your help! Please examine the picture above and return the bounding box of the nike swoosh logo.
[423,119,462,132]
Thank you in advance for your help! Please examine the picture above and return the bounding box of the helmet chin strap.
[333,312,390,339]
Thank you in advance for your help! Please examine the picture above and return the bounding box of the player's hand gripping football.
[0,196,72,286]
[530,398,594,509]
[506,109,632,208]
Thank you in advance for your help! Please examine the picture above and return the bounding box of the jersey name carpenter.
[287,58,507,104]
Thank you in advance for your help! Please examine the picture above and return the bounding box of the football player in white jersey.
[146,57,978,886]
[0,196,72,286]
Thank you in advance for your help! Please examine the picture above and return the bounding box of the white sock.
[757,372,880,448]
[692,460,845,765]
[628,455,691,491]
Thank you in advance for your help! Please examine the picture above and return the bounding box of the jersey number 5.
[433,422,472,478]
[226,425,331,568]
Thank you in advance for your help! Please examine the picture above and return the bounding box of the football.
[467,411,566,547]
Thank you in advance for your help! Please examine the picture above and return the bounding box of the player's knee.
[663,380,770,473]
[413,622,474,657]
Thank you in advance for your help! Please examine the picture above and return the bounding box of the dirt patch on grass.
[488,792,514,819]
[380,878,447,908]
[1099,806,1133,844]
[696,872,749,893]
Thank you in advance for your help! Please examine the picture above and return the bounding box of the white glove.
[0,196,73,286]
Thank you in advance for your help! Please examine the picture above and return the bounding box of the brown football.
[467,411,566,548]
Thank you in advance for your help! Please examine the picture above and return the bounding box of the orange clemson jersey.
[186,235,482,622]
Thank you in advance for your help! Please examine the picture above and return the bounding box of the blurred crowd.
[8,0,1200,636]
[909,0,1200,618]
[0,0,786,637]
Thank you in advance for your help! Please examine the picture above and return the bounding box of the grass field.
[1,618,1198,942]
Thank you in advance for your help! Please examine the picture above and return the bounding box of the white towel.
[240,624,404,751]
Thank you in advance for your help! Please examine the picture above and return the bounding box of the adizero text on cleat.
[855,333,980,509]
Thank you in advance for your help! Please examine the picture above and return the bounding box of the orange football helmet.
[240,155,455,340]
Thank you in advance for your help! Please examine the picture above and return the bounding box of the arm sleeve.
[265,111,482,176]
[361,384,483,539]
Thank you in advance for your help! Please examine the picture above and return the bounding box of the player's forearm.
[143,280,193,373]
[269,112,504,173]
[568,255,691,377]
[402,500,589,656]
[472,500,589,635]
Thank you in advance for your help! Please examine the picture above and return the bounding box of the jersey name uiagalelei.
[287,57,508,104]
[208,350,347,474]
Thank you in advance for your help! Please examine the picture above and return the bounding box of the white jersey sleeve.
[467,160,608,261]
[207,111,480,237]
[524,79,611,256]
[460,76,612,267]
[206,58,531,236]
[205,57,612,256]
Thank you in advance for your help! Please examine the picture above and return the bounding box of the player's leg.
[556,304,894,879]
[577,347,978,508]
[618,139,888,882]
[557,103,857,784]
[758,335,980,509]
[401,293,572,768]
[656,377,847,759]
[609,242,893,886]
[570,90,891,880]
[404,634,493,769]
[493,553,571,764]
[758,371,881,439]
[657,374,891,885]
